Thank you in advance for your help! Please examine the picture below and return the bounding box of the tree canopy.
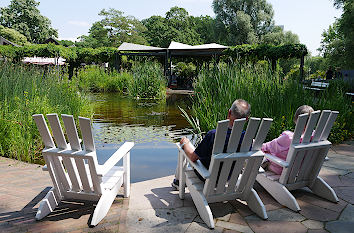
[0,0,57,43]
[0,25,28,45]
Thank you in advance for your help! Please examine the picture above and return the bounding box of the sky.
[0,0,342,55]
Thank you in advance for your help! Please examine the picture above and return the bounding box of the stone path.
[0,141,353,232]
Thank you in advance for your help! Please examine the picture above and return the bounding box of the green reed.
[191,62,353,143]
[0,62,93,164]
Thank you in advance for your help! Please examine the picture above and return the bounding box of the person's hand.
[180,137,189,145]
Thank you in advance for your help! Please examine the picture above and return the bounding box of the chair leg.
[309,176,339,203]
[246,188,268,219]
[35,187,60,220]
[256,174,300,212]
[188,185,214,229]
[91,184,120,226]
[178,151,186,200]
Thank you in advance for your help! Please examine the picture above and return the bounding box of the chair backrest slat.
[203,159,221,196]
[61,157,81,192]
[88,157,102,194]
[47,114,68,150]
[235,158,256,193]
[62,114,82,151]
[226,157,246,193]
[79,117,96,152]
[302,111,320,143]
[74,157,92,193]
[312,110,331,142]
[215,159,233,194]
[252,118,273,150]
[43,155,63,197]
[292,114,309,145]
[240,118,261,152]
[320,111,339,141]
[212,120,229,155]
[296,149,315,181]
[32,114,55,148]
[240,155,264,198]
[51,156,71,191]
[287,150,306,184]
[226,119,246,153]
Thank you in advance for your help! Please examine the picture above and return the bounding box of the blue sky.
[0,0,342,55]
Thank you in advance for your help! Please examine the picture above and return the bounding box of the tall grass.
[75,62,166,99]
[191,62,353,143]
[0,62,93,164]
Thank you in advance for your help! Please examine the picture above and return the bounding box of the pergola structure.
[117,41,228,77]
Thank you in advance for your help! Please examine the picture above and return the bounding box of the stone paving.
[0,141,353,232]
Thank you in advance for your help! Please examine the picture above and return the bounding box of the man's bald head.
[230,99,251,119]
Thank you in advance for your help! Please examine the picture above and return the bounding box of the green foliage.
[0,0,57,43]
[0,62,92,163]
[226,44,308,62]
[212,0,274,44]
[129,61,166,99]
[175,62,196,78]
[261,26,300,46]
[190,62,352,143]
[0,25,28,45]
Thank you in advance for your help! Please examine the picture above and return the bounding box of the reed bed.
[0,62,93,163]
[191,62,353,143]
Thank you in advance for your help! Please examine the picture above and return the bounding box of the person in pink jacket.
[261,105,314,175]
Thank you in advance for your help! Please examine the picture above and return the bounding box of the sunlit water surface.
[90,93,192,183]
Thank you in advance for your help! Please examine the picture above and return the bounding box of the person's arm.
[261,131,292,155]
[180,137,199,162]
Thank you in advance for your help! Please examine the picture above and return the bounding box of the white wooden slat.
[297,149,315,181]
[78,117,96,152]
[47,114,68,150]
[320,111,339,141]
[226,118,246,153]
[240,118,261,152]
[241,156,263,198]
[75,157,92,193]
[226,158,246,193]
[236,158,255,193]
[62,114,81,151]
[302,111,321,143]
[61,157,81,192]
[292,113,309,145]
[279,146,297,184]
[212,120,229,155]
[43,154,63,198]
[87,157,102,195]
[303,149,320,180]
[287,150,306,184]
[309,147,330,185]
[33,114,55,148]
[123,152,131,198]
[51,155,71,191]
[203,158,221,196]
[252,118,273,150]
[312,110,331,142]
[215,160,233,194]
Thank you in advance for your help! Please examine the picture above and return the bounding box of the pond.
[90,93,192,183]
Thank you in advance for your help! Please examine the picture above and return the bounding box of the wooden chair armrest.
[176,143,210,179]
[98,142,134,176]
[264,153,289,168]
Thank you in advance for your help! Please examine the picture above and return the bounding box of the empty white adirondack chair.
[177,117,273,229]
[256,110,339,212]
[33,113,134,226]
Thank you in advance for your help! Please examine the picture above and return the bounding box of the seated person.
[172,99,251,188]
[261,105,314,175]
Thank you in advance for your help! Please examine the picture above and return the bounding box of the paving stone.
[307,229,329,233]
[301,220,324,229]
[334,186,354,204]
[339,204,354,221]
[185,221,223,233]
[325,221,354,233]
[228,200,253,217]
[332,142,354,157]
[320,165,350,176]
[209,202,236,221]
[215,220,253,233]
[247,220,307,233]
[297,199,340,221]
[229,213,248,226]
[324,153,354,171]
[246,208,305,222]
[344,172,354,179]
[223,230,242,233]
[296,191,347,213]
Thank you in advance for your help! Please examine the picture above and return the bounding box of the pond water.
[90,93,192,183]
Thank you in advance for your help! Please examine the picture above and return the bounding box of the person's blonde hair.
[294,105,314,124]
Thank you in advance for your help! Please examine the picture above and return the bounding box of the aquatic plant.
[0,62,93,163]
[190,62,353,143]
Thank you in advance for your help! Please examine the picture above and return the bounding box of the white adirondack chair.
[32,113,134,226]
[177,117,273,229]
[256,110,339,212]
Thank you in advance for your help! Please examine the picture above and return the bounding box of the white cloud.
[67,20,90,27]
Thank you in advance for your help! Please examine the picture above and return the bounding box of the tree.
[142,16,170,47]
[212,0,274,45]
[261,26,300,46]
[0,25,28,45]
[77,22,111,48]
[0,0,57,43]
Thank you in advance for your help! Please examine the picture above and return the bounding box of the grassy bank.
[191,62,353,144]
[0,62,93,164]
[75,61,166,99]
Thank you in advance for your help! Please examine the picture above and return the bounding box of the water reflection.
[90,93,193,183]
